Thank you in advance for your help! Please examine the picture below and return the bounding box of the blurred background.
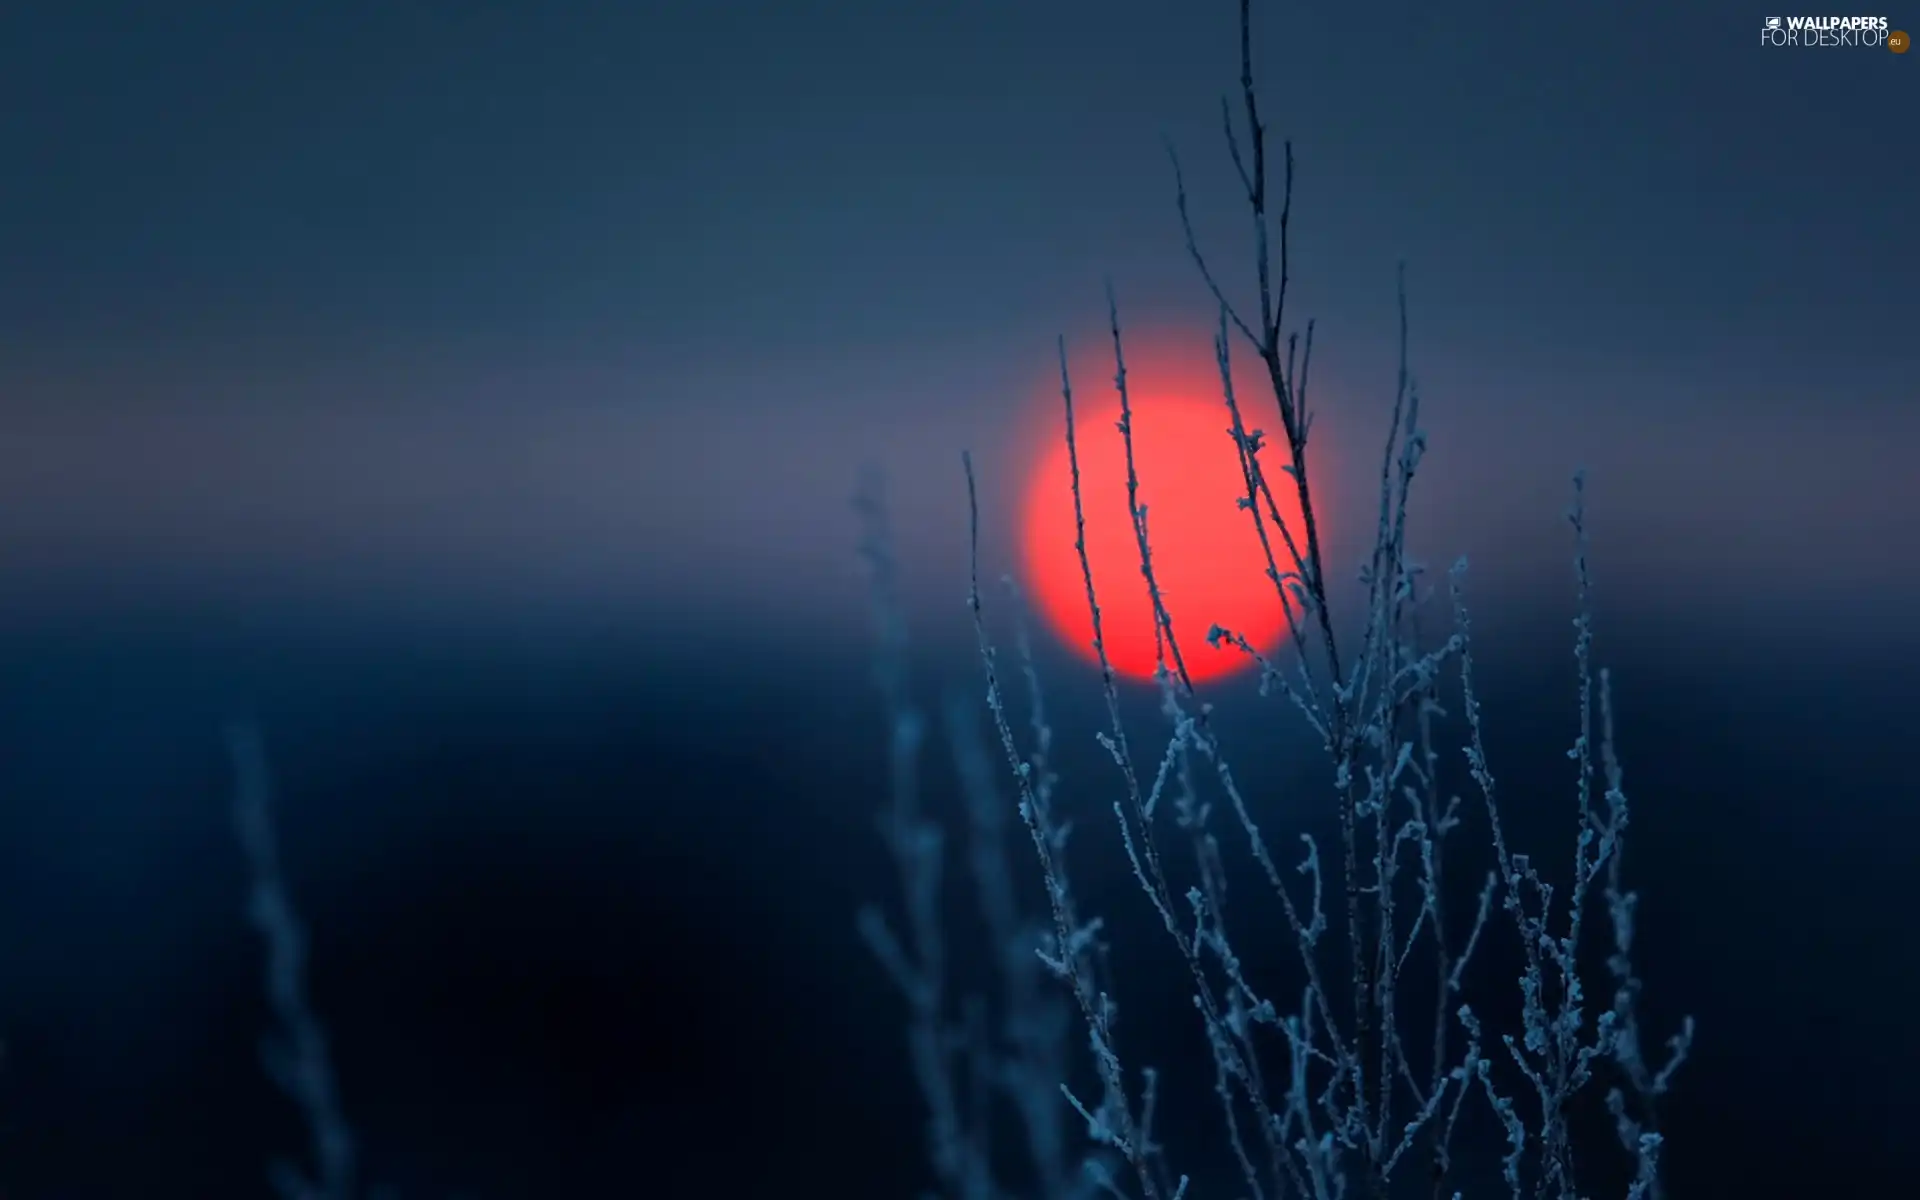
[0,0,1915,1195]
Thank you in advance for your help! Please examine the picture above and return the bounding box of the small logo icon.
[1891,28,1911,50]
[1764,16,1783,30]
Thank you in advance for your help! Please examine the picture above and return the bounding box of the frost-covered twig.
[858,469,1124,1200]
[948,0,1691,1195]
[226,721,360,1200]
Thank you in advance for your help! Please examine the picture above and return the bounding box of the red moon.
[1018,352,1308,684]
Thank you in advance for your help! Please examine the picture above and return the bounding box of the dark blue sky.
[0,1,1915,1196]
[4,0,1912,350]
[1,0,1913,652]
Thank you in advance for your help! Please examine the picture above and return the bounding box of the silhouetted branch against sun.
[868,1,1693,1196]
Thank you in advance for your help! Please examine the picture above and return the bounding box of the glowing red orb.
[1018,362,1306,684]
